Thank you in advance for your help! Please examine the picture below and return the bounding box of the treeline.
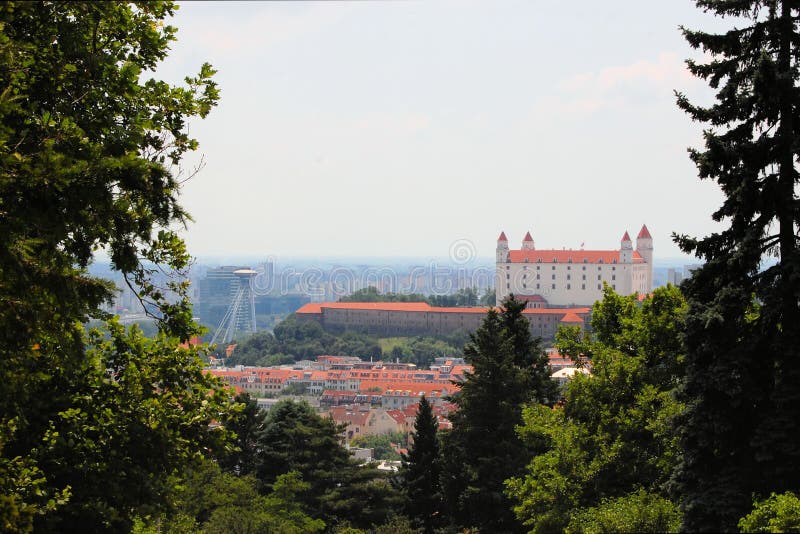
[224,314,465,368]
[339,286,495,307]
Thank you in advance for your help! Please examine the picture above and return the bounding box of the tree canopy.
[671,2,800,530]
[0,2,227,531]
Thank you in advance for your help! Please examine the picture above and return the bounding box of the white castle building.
[496,226,653,307]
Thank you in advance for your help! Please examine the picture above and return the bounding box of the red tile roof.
[560,312,585,323]
[296,301,434,314]
[507,249,643,264]
[523,231,533,242]
[621,231,631,242]
[498,231,508,241]
[637,225,652,239]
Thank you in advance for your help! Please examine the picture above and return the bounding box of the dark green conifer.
[441,295,552,533]
[400,395,442,533]
[673,2,800,531]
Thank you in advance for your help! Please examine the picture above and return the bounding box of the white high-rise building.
[495,226,654,307]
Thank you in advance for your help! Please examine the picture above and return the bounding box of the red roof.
[498,231,508,241]
[508,249,643,264]
[560,312,585,323]
[296,301,434,314]
[621,231,631,242]
[523,231,533,242]
[637,225,652,239]
[298,301,589,318]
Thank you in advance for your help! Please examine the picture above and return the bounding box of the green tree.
[400,395,442,533]
[0,2,225,531]
[672,2,800,530]
[506,285,686,533]
[255,399,402,529]
[351,432,406,461]
[219,393,268,476]
[565,489,681,534]
[738,492,800,533]
[441,295,554,533]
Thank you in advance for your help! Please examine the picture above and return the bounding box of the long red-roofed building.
[296,301,590,339]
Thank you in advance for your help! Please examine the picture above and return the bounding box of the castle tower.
[522,231,535,250]
[636,225,654,292]
[636,225,653,265]
[620,231,633,264]
[496,231,509,262]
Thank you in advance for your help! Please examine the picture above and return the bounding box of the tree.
[254,399,402,529]
[0,2,224,531]
[400,395,442,533]
[219,393,268,476]
[738,492,800,533]
[506,285,686,533]
[672,2,800,530]
[441,295,554,533]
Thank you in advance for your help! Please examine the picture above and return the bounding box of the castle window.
[612,266,616,271]
[537,259,542,263]
[553,258,558,263]
[567,284,571,289]
[613,284,616,290]
[567,265,571,270]
[536,274,540,280]
[551,284,556,289]
[552,274,556,280]
[583,259,588,263]
[612,275,616,280]
[552,266,556,270]
[567,274,571,280]
[536,283,540,289]
[506,274,510,279]
[613,259,617,264]
[582,266,586,271]
[536,266,540,270]
[582,274,586,280]
[523,284,527,288]
[598,259,604,263]
[506,266,510,270]
[582,284,586,290]
[597,284,602,290]
[598,266,602,270]
[506,283,510,289]
[598,275,601,280]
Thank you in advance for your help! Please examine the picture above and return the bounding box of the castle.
[496,225,653,307]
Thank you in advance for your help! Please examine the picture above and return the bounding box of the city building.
[295,301,590,339]
[495,226,653,306]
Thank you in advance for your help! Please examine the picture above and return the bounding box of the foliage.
[228,315,464,368]
[351,432,406,461]
[564,489,681,534]
[341,285,488,309]
[400,395,442,533]
[226,315,383,364]
[738,492,800,533]
[506,285,686,533]
[441,295,554,533]
[134,459,324,534]
[254,399,402,529]
[340,286,429,303]
[671,1,800,530]
[218,393,267,476]
[0,1,225,531]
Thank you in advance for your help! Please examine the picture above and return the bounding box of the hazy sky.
[156,1,731,261]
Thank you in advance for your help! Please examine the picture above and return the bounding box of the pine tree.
[673,2,800,531]
[441,295,553,533]
[400,395,442,533]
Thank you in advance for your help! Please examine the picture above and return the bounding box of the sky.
[155,1,731,262]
